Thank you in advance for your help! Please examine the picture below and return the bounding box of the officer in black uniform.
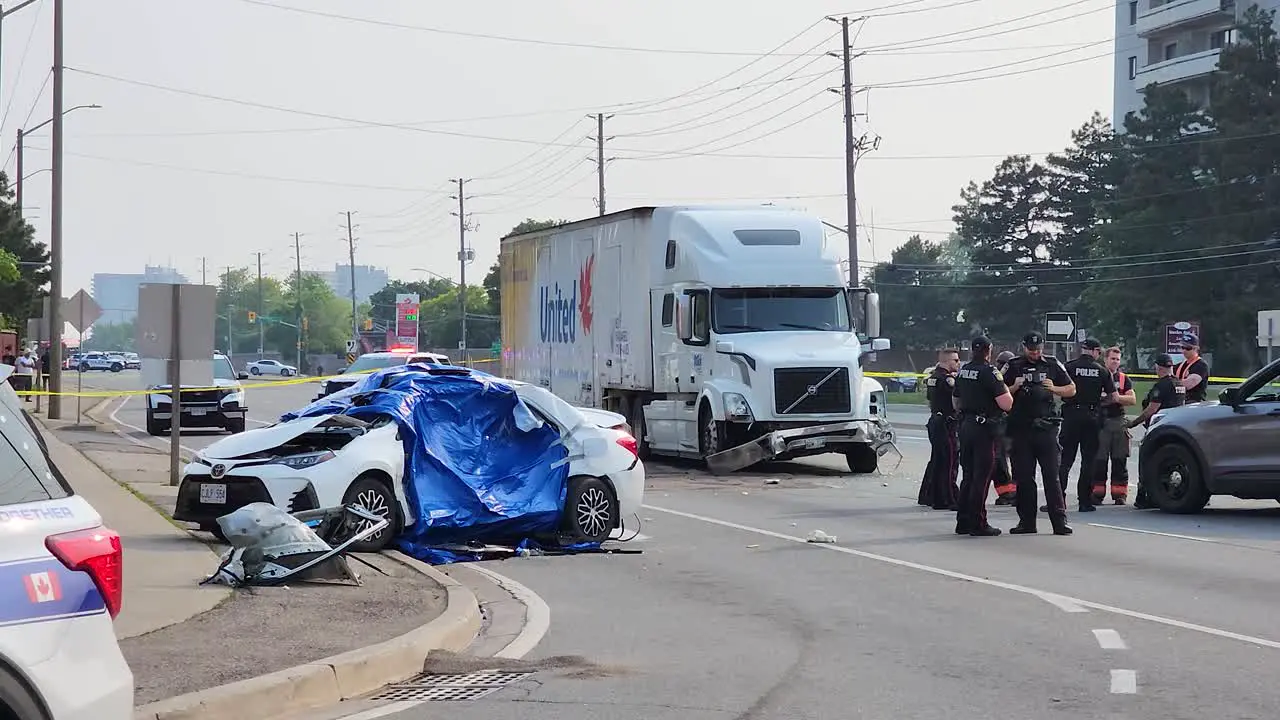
[953,336,1014,537]
[1004,332,1077,536]
[1128,353,1186,509]
[1058,338,1118,513]
[923,349,961,510]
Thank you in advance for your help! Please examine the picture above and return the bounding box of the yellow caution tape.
[12,357,501,398]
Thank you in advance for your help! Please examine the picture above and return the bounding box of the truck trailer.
[499,205,896,474]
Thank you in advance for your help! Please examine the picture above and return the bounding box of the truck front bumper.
[706,418,898,475]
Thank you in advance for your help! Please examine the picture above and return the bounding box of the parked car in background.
[178,375,643,551]
[1138,358,1280,513]
[122,353,141,370]
[245,359,298,377]
[315,350,451,401]
[0,364,134,719]
[78,352,124,373]
[145,353,249,435]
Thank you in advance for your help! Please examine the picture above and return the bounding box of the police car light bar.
[46,526,124,619]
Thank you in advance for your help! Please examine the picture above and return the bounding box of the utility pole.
[450,180,471,356]
[224,266,234,362]
[589,113,614,216]
[14,128,22,216]
[255,252,264,358]
[201,257,207,285]
[344,211,358,347]
[47,0,65,419]
[840,15,858,288]
[293,232,303,371]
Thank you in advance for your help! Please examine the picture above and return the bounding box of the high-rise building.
[1114,0,1278,126]
[323,264,389,306]
[91,266,189,325]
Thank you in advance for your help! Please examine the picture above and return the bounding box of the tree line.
[871,5,1280,376]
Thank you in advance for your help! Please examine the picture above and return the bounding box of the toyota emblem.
[211,464,226,479]
[806,385,818,396]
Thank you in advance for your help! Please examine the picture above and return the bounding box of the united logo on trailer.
[395,293,420,351]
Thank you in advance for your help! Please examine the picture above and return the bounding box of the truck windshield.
[711,288,851,334]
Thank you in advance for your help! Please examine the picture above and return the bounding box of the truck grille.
[773,367,851,415]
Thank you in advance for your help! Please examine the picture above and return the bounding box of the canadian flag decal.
[24,571,61,604]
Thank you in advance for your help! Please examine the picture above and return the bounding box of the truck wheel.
[630,396,650,460]
[1146,443,1209,514]
[845,445,878,474]
[698,403,726,460]
[560,475,616,544]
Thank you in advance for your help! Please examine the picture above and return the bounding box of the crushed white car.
[174,378,645,552]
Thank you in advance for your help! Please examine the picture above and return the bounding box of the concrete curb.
[132,553,483,720]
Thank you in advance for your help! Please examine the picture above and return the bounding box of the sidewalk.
[34,415,229,640]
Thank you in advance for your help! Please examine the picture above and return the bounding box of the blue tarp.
[281,364,572,563]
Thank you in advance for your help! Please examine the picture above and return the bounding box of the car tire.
[1146,443,1210,514]
[845,445,879,474]
[225,417,246,434]
[145,411,168,436]
[0,667,50,720]
[250,367,260,375]
[342,474,401,553]
[281,368,293,377]
[110,363,123,372]
[561,475,616,544]
[78,363,88,372]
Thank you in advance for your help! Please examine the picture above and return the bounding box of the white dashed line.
[645,504,1280,651]
[1035,592,1088,614]
[1093,629,1128,650]
[1110,669,1138,694]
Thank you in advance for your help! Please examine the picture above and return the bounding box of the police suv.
[0,365,133,719]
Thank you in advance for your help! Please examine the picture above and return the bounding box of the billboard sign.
[394,293,420,351]
[1165,321,1201,357]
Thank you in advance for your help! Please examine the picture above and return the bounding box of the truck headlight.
[723,392,753,421]
[1149,411,1166,428]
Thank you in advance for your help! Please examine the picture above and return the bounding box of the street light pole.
[47,0,65,418]
[15,105,98,222]
[15,128,22,215]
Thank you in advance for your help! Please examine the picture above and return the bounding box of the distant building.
[317,264,389,306]
[91,266,189,325]
[1114,0,1278,126]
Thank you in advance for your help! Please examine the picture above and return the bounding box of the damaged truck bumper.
[705,419,898,475]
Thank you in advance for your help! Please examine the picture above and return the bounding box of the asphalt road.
[74,370,1280,718]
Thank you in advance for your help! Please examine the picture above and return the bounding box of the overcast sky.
[1,0,1114,295]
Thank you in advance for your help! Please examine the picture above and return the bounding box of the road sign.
[345,340,358,354]
[1257,311,1280,348]
[1164,321,1201,355]
[1044,312,1077,343]
[345,353,356,366]
[65,290,102,334]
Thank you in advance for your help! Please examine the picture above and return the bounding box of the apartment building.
[91,265,189,324]
[1113,0,1278,126]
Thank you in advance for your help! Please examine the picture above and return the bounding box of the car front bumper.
[150,404,247,428]
[174,467,320,524]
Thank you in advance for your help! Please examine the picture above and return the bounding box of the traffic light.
[301,317,309,331]
[362,318,373,331]
[247,311,257,324]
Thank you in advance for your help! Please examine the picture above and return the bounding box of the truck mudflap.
[705,419,901,475]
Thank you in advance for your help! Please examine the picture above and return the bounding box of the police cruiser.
[0,365,133,719]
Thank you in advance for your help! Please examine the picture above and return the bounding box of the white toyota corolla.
[173,379,645,551]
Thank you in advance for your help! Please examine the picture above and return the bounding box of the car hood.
[198,414,369,460]
[152,378,241,391]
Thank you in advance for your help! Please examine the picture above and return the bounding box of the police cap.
[1022,331,1044,348]
[1180,333,1199,348]
[1081,337,1103,350]
[1153,353,1174,368]
[970,335,992,352]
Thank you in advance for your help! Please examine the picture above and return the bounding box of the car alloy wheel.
[354,486,391,541]
[576,485,612,540]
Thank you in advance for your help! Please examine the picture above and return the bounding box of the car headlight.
[152,392,171,406]
[271,450,335,469]
[221,392,245,406]
[1148,411,1166,428]
[723,392,753,421]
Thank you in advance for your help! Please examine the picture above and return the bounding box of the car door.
[1203,362,1280,491]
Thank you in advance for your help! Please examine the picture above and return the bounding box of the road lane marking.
[1093,629,1127,650]
[1037,593,1088,613]
[644,503,1280,651]
[108,396,202,457]
[1110,669,1138,694]
[1087,522,1215,544]
[335,702,419,720]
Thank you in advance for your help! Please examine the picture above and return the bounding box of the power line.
[235,0,828,57]
[855,0,1108,53]
[2,69,50,170]
[873,259,1280,288]
[880,245,1280,273]
[0,0,46,134]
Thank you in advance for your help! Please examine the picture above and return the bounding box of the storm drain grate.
[369,670,536,702]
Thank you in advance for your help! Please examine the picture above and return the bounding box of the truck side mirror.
[675,294,693,341]
[863,291,881,339]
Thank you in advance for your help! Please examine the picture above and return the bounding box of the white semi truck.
[498,205,896,474]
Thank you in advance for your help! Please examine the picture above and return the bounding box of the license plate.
[799,437,826,449]
[189,408,207,416]
[199,483,227,504]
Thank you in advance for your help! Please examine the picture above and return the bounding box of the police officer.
[1093,346,1136,504]
[1004,332,1076,535]
[922,349,961,510]
[1128,353,1186,509]
[953,336,1014,537]
[992,351,1018,506]
[1058,338,1118,512]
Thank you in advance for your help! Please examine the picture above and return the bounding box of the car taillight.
[47,526,123,619]
[616,434,639,458]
